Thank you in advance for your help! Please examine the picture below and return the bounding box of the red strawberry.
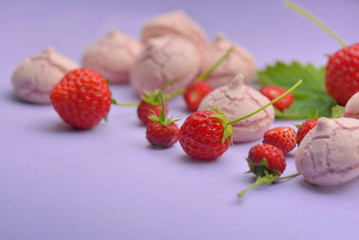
[146,92,179,148]
[238,144,299,197]
[246,144,286,177]
[262,126,296,154]
[50,68,112,129]
[296,119,318,146]
[183,81,212,112]
[325,43,359,106]
[178,109,232,160]
[137,98,168,125]
[260,85,294,112]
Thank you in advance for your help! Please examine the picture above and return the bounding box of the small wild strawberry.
[260,85,294,112]
[146,92,179,148]
[183,81,212,112]
[238,143,299,197]
[50,68,112,129]
[296,119,318,146]
[262,126,296,154]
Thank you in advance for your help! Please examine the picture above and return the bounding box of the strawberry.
[50,68,112,129]
[146,92,179,148]
[246,144,286,177]
[325,43,359,106]
[183,81,212,112]
[179,80,302,160]
[178,109,231,160]
[238,143,300,197]
[260,85,294,112]
[295,119,318,146]
[262,126,296,154]
[137,94,168,125]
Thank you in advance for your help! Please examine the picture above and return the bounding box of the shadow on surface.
[297,178,358,195]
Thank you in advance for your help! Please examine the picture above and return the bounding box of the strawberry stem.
[284,1,346,48]
[113,101,140,106]
[158,91,166,123]
[277,172,301,180]
[228,79,302,125]
[196,47,234,82]
[159,77,180,92]
[238,175,279,197]
[163,88,186,100]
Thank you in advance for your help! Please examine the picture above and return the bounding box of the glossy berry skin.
[326,43,359,106]
[184,81,212,112]
[260,85,294,112]
[179,110,230,160]
[50,68,112,129]
[146,122,179,148]
[137,100,168,125]
[248,144,286,177]
[296,119,318,146]
[262,126,296,154]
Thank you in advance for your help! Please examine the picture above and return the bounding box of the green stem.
[228,79,302,125]
[284,1,346,48]
[158,91,166,123]
[159,77,180,92]
[163,88,186,100]
[238,175,279,197]
[114,101,140,107]
[277,172,301,180]
[196,47,234,82]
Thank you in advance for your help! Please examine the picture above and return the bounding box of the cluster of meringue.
[11,11,256,104]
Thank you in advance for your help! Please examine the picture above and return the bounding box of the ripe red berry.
[137,100,168,125]
[296,119,318,146]
[262,126,296,154]
[145,91,179,148]
[247,144,286,177]
[325,43,359,106]
[146,122,179,147]
[50,68,112,129]
[260,85,294,112]
[184,81,212,112]
[179,110,231,160]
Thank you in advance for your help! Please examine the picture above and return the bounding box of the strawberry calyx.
[148,91,179,126]
[209,106,233,144]
[245,158,282,177]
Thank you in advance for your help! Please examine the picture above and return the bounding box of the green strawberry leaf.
[331,105,345,118]
[257,61,337,119]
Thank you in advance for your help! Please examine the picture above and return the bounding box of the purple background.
[1,0,359,239]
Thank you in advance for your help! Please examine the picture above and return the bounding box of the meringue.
[200,34,256,88]
[82,30,142,84]
[141,10,208,46]
[198,74,274,142]
[295,117,359,186]
[11,47,79,104]
[130,35,201,95]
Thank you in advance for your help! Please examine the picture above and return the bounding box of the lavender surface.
[1,0,359,239]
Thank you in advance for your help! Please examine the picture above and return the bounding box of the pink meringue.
[82,30,142,84]
[295,117,359,186]
[130,35,201,95]
[141,10,208,46]
[198,74,274,143]
[11,47,79,104]
[344,91,359,119]
[200,34,256,88]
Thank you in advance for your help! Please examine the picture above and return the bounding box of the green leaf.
[331,105,345,119]
[257,61,336,119]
